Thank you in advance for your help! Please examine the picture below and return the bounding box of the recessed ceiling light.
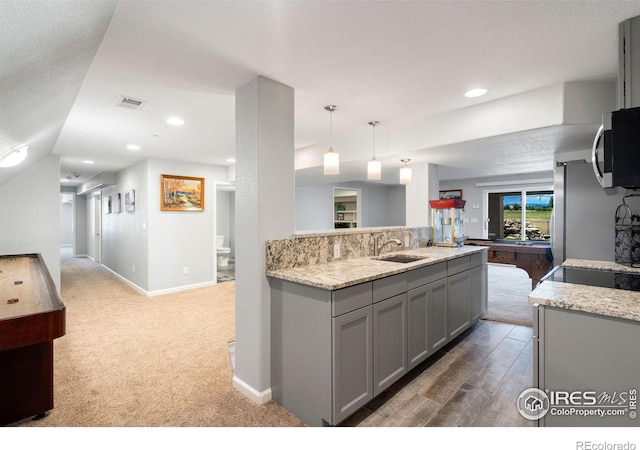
[166,116,185,126]
[127,144,141,151]
[465,88,488,98]
[226,158,236,163]
[82,160,95,164]
[0,144,28,168]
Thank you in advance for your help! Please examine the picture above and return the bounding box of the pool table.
[465,239,554,289]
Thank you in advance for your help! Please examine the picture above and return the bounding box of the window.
[486,189,553,242]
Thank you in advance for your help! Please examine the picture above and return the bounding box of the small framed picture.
[113,193,121,213]
[439,189,463,200]
[337,213,344,221]
[125,189,135,212]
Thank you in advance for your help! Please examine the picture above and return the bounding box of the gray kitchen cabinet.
[469,264,488,322]
[372,293,407,396]
[426,278,449,354]
[270,250,488,426]
[447,270,471,339]
[332,305,373,424]
[534,305,640,427]
[407,277,448,369]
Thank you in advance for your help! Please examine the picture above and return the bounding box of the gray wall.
[96,157,229,293]
[147,158,229,293]
[294,181,406,231]
[101,159,149,290]
[560,161,628,262]
[0,154,61,290]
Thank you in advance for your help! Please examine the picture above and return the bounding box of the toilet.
[216,235,231,267]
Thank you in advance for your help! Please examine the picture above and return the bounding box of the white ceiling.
[3,1,640,189]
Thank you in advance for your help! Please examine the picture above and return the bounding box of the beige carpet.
[483,263,534,326]
[13,254,306,427]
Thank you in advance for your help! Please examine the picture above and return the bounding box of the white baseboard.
[100,264,217,297]
[232,375,272,405]
[146,280,217,297]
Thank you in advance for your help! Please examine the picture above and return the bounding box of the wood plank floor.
[341,319,535,427]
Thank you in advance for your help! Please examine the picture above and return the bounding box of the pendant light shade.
[324,149,339,175]
[323,105,339,175]
[0,145,28,168]
[367,121,381,180]
[400,158,412,185]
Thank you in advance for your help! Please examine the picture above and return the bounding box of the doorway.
[333,187,360,229]
[94,193,102,264]
[60,193,74,258]
[215,183,235,283]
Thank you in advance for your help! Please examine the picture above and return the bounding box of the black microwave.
[592,106,640,189]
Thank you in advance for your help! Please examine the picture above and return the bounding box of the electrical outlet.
[404,236,410,248]
[334,244,341,259]
[183,267,189,275]
[132,265,136,273]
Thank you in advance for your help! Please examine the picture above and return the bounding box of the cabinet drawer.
[470,251,487,268]
[407,262,447,290]
[447,256,470,276]
[332,282,372,317]
[372,273,407,303]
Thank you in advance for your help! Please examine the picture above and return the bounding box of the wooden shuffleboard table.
[0,254,65,425]
[464,239,554,289]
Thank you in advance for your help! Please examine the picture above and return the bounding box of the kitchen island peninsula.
[267,242,488,426]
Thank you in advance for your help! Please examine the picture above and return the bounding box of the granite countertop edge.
[528,259,640,323]
[266,246,487,290]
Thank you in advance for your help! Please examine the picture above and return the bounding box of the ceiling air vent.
[115,95,147,110]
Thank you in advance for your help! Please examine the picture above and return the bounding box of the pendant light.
[367,121,381,180]
[399,158,412,185]
[323,105,339,175]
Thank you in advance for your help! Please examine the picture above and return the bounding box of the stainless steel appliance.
[592,15,640,190]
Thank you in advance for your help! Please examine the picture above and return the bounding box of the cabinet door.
[407,285,429,370]
[447,270,470,339]
[332,306,373,424]
[373,294,408,396]
[469,264,487,322]
[426,278,448,354]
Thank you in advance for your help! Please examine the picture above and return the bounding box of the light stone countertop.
[528,259,640,323]
[266,246,487,290]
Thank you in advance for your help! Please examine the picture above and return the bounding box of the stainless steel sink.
[374,254,428,264]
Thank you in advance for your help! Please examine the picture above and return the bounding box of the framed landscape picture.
[439,189,463,200]
[160,174,205,211]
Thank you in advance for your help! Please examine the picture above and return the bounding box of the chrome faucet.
[374,237,402,256]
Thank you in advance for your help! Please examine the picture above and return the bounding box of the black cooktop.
[542,266,640,292]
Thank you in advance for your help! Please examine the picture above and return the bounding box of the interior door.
[94,194,102,264]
